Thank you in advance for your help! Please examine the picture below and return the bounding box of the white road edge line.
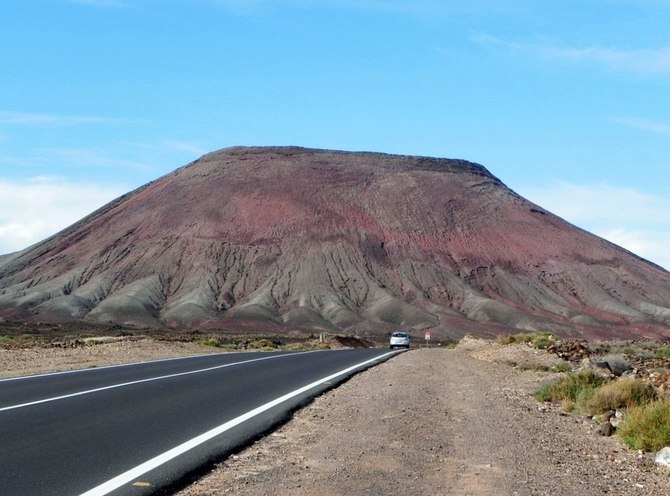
[79,350,399,496]
[0,352,317,413]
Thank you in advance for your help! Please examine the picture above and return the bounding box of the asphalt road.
[0,348,399,496]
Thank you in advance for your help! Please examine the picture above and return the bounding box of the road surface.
[0,348,398,496]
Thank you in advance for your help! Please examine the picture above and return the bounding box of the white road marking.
[79,350,398,496]
[0,352,316,413]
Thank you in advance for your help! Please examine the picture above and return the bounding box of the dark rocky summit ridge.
[1,146,669,341]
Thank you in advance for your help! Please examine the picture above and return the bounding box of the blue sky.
[1,0,669,269]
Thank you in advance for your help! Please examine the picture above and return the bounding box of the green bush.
[655,346,670,359]
[611,344,653,359]
[586,379,657,414]
[217,343,239,351]
[550,362,573,373]
[195,338,223,348]
[496,332,555,349]
[534,370,608,407]
[248,339,279,351]
[282,342,308,352]
[618,398,670,451]
[528,333,555,349]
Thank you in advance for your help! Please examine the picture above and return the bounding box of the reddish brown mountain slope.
[1,147,669,340]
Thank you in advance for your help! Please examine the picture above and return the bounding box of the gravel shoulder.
[178,343,669,496]
[2,338,668,495]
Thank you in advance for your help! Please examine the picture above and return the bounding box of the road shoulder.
[177,347,669,496]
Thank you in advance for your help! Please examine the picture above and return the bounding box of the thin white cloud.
[0,178,125,255]
[473,34,670,76]
[519,182,670,270]
[612,117,670,136]
[0,112,118,126]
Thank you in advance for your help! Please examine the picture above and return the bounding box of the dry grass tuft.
[496,332,555,350]
[534,369,607,408]
[586,379,657,414]
[618,398,670,451]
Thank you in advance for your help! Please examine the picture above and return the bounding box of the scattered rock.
[550,340,590,361]
[655,448,670,468]
[610,410,624,428]
[596,421,616,437]
[592,355,632,377]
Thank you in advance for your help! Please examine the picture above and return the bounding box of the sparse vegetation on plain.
[496,332,555,349]
[0,334,42,349]
[247,339,279,351]
[533,342,670,453]
[195,338,225,348]
[193,336,333,352]
[518,362,572,373]
[582,339,670,361]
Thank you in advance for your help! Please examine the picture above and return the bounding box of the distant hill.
[1,146,669,341]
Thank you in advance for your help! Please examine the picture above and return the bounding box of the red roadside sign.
[424,331,431,341]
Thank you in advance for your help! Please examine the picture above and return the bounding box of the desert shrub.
[217,343,239,351]
[195,338,223,348]
[519,363,550,372]
[528,333,555,349]
[560,398,576,412]
[496,334,516,345]
[618,398,670,451]
[534,369,608,407]
[519,362,571,373]
[248,339,279,351]
[606,341,665,359]
[655,346,670,359]
[282,342,308,352]
[586,379,657,414]
[496,332,555,349]
[550,362,573,373]
[592,354,632,377]
[617,346,639,356]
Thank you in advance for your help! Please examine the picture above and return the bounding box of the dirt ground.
[0,337,223,379]
[2,337,669,495]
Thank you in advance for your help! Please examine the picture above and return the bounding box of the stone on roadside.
[596,421,615,437]
[655,447,670,468]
